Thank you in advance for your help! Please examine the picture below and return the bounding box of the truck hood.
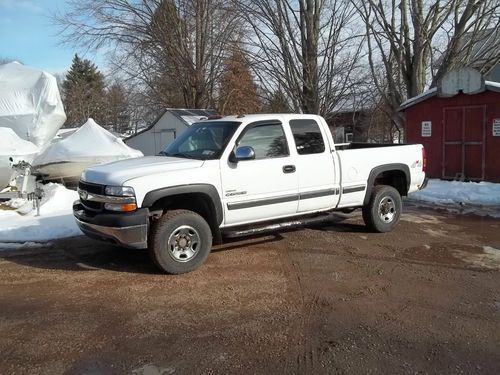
[81,156,205,186]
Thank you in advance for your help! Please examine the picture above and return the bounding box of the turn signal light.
[104,202,137,212]
[120,203,137,212]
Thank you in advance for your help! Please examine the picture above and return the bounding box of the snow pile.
[408,179,500,217]
[0,183,81,244]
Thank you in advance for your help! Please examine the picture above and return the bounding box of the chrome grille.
[78,181,104,212]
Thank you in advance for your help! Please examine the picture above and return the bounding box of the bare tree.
[55,0,240,113]
[237,0,366,117]
[353,0,500,135]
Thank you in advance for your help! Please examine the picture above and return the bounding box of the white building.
[124,109,217,156]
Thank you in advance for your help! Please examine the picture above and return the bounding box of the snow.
[486,80,500,89]
[408,179,500,217]
[399,87,437,109]
[0,242,51,251]
[0,183,81,246]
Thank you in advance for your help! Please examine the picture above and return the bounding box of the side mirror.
[230,146,255,163]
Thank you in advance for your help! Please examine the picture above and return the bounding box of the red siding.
[404,91,500,182]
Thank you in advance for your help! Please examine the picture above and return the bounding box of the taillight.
[422,147,427,172]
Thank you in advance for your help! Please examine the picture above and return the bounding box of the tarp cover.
[0,128,39,188]
[0,62,66,148]
[33,118,143,165]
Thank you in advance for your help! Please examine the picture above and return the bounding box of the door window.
[237,123,289,159]
[289,119,325,155]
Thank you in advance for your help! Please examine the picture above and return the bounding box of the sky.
[0,0,104,75]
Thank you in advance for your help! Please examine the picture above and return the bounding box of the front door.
[220,121,299,226]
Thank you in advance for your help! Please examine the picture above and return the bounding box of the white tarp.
[33,118,143,166]
[0,128,39,188]
[0,62,66,149]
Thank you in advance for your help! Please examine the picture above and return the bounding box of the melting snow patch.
[408,179,500,217]
[452,245,500,270]
[0,242,51,250]
[0,183,82,243]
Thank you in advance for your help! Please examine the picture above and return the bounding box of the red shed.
[401,69,500,182]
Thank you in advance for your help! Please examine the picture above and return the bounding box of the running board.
[222,212,348,239]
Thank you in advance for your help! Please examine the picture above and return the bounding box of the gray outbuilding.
[124,108,217,156]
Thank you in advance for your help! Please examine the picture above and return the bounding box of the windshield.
[162,121,241,160]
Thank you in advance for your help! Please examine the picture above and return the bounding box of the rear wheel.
[148,209,212,274]
[362,185,402,233]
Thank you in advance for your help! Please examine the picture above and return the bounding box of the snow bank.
[0,242,51,251]
[408,179,500,217]
[409,179,500,206]
[0,183,81,245]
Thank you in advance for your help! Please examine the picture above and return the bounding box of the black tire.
[148,209,212,274]
[362,185,402,233]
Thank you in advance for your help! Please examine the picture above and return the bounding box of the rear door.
[220,120,299,226]
[289,118,339,212]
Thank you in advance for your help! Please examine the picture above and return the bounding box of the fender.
[142,184,223,226]
[363,163,410,205]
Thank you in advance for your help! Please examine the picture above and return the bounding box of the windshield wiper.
[165,152,198,159]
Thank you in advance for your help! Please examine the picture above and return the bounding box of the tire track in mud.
[278,246,322,374]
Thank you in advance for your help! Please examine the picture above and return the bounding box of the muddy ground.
[1,205,499,374]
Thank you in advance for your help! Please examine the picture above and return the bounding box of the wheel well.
[373,170,407,197]
[149,193,222,244]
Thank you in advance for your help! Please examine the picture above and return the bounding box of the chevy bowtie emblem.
[80,190,88,200]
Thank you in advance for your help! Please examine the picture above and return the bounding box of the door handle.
[283,165,296,173]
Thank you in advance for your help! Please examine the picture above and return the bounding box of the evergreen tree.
[262,90,292,113]
[219,49,261,115]
[106,83,130,133]
[62,54,106,127]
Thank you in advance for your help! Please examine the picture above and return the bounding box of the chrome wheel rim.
[167,225,200,262]
[378,196,396,223]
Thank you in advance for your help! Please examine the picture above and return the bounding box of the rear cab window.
[289,119,326,155]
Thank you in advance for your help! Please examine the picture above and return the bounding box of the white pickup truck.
[73,114,426,274]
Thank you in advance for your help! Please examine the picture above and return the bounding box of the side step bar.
[222,212,349,239]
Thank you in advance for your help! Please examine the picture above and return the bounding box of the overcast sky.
[0,0,104,75]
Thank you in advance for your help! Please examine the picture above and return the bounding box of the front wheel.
[362,185,402,233]
[148,209,212,274]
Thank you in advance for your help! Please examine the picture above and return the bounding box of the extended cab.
[73,114,426,274]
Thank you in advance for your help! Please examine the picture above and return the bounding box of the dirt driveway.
[1,206,499,374]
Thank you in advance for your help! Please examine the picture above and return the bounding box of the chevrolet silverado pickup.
[73,114,426,274]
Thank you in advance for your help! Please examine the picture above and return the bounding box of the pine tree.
[219,49,261,115]
[106,83,130,133]
[62,54,106,127]
[262,90,292,113]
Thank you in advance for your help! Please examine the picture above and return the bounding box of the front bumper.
[73,201,149,249]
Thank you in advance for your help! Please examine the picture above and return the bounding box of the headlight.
[105,185,135,197]
[104,185,137,212]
